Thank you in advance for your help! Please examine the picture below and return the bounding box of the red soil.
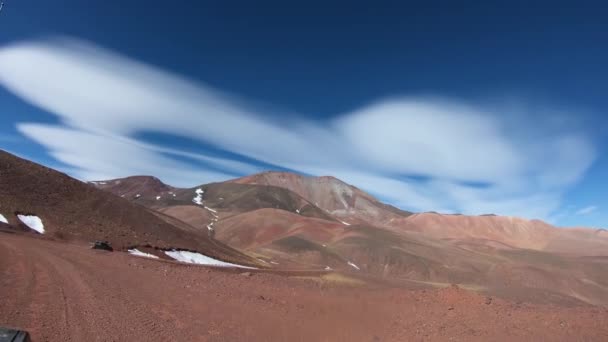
[2,233,608,342]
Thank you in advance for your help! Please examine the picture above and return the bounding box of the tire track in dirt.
[2,233,608,341]
[0,235,175,341]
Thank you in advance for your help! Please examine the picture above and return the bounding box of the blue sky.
[0,1,606,227]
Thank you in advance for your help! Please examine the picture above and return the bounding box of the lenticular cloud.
[0,36,596,221]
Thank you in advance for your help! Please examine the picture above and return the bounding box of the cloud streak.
[575,206,598,216]
[0,37,597,221]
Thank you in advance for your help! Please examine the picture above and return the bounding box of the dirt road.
[1,233,608,341]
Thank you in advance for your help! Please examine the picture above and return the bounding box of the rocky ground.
[2,232,608,342]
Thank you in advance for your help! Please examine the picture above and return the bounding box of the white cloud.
[16,124,234,186]
[575,205,597,216]
[333,100,523,182]
[0,37,597,220]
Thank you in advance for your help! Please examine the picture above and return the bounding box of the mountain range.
[2,149,608,307]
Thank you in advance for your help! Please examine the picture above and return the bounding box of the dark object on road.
[91,240,113,251]
[0,327,31,342]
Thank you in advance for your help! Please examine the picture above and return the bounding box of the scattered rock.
[91,241,113,251]
[485,297,493,305]
[448,306,454,311]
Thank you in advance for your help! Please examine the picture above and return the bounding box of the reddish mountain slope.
[90,170,608,306]
[0,150,256,266]
[393,212,608,256]
[230,172,608,257]
[214,208,351,268]
[93,177,337,221]
[230,171,412,225]
[89,176,174,199]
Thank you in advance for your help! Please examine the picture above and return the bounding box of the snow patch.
[295,209,300,214]
[156,196,161,200]
[270,261,279,265]
[204,206,217,213]
[128,249,159,259]
[135,194,141,199]
[340,220,351,226]
[0,213,7,224]
[347,261,360,270]
[192,188,204,205]
[17,215,44,234]
[206,223,214,231]
[164,250,255,269]
[325,266,332,271]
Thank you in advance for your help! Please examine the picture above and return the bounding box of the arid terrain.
[93,171,608,307]
[2,233,608,342]
[2,149,608,341]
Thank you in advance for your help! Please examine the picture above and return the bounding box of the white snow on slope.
[135,194,141,198]
[204,206,217,213]
[128,249,159,259]
[17,214,44,234]
[164,250,255,269]
[0,213,7,224]
[325,266,332,271]
[339,195,349,209]
[295,209,300,214]
[206,223,214,231]
[192,188,204,205]
[340,220,351,226]
[347,261,360,270]
[156,195,161,200]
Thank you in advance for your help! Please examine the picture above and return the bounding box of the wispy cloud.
[575,205,597,216]
[0,37,597,220]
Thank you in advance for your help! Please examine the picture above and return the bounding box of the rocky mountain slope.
[92,170,608,306]
[231,171,413,225]
[0,150,256,266]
